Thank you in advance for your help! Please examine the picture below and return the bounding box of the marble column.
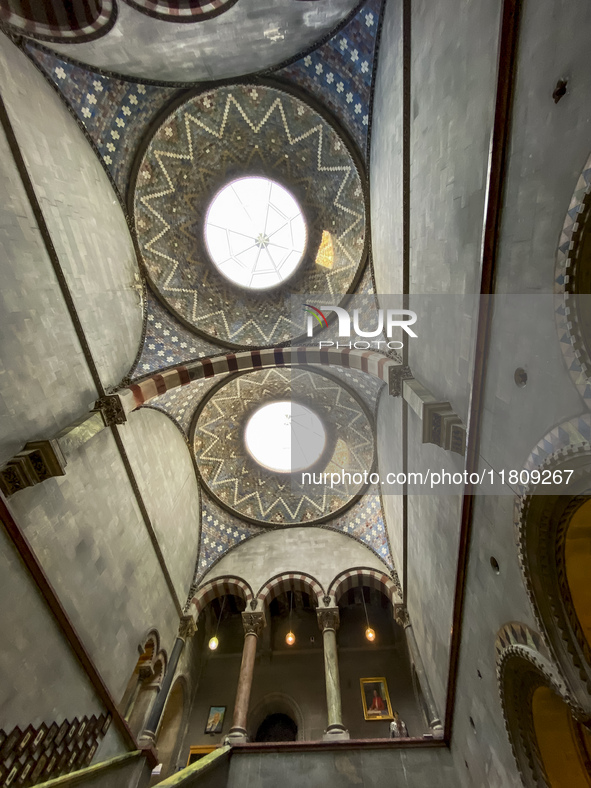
[140,616,196,744]
[318,608,349,740]
[395,606,443,734]
[227,611,265,742]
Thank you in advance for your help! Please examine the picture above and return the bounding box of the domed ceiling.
[192,366,375,525]
[133,82,367,348]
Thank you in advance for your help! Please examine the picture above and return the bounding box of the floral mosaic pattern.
[194,491,263,585]
[25,44,176,195]
[131,290,223,379]
[277,0,383,159]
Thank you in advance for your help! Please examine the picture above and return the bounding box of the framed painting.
[204,707,226,734]
[360,677,393,721]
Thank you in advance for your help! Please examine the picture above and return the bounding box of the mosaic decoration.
[0,714,110,788]
[327,483,392,567]
[554,151,591,407]
[194,491,263,584]
[131,290,223,379]
[302,364,384,414]
[194,484,392,586]
[122,0,238,23]
[523,413,591,473]
[133,83,367,347]
[24,44,176,195]
[193,367,374,524]
[277,0,383,159]
[145,376,220,435]
[495,622,550,664]
[0,0,115,43]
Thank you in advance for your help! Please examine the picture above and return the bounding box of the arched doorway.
[564,498,591,655]
[518,487,591,712]
[532,685,591,786]
[255,713,298,742]
[499,649,591,787]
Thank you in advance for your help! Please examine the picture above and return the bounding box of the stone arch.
[248,693,306,742]
[517,475,591,715]
[120,347,396,410]
[122,0,238,23]
[328,566,401,607]
[554,150,591,406]
[120,629,163,735]
[496,623,591,788]
[0,0,116,42]
[186,575,254,620]
[256,572,325,610]
[522,414,591,476]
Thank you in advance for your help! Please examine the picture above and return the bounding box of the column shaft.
[229,633,258,735]
[323,627,345,731]
[403,619,442,729]
[142,635,185,742]
[318,608,348,739]
[227,611,264,742]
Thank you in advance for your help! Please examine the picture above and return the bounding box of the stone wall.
[0,37,142,399]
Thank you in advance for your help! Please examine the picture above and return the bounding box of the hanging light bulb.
[361,588,376,643]
[209,596,225,651]
[285,590,296,646]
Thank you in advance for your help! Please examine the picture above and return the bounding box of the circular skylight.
[204,176,307,290]
[244,401,326,473]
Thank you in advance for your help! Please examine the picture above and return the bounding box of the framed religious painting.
[360,677,393,721]
[204,707,226,734]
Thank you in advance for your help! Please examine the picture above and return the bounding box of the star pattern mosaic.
[133,84,366,347]
[131,290,224,379]
[24,44,176,195]
[194,367,374,524]
[193,483,393,585]
[277,0,383,160]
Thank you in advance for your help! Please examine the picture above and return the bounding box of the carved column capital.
[389,365,413,397]
[94,394,127,426]
[138,664,154,682]
[394,604,411,628]
[242,611,265,637]
[178,615,197,641]
[0,439,66,497]
[317,608,340,632]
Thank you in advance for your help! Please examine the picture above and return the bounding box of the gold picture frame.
[360,677,393,721]
[186,745,218,766]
